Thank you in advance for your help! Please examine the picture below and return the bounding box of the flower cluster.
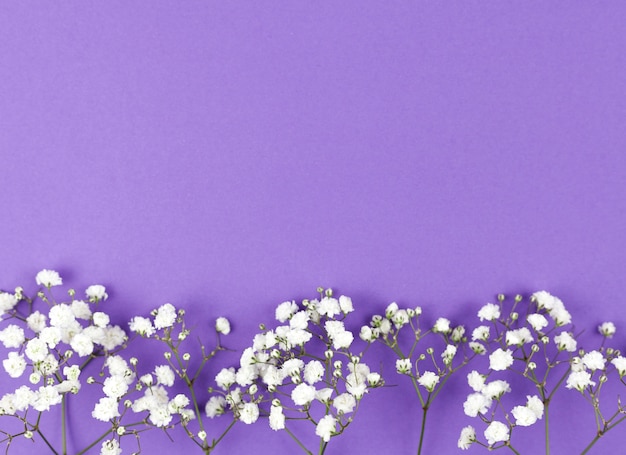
[208,288,383,453]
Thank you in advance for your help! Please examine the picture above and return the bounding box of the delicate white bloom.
[64,365,81,382]
[154,303,177,329]
[477,303,500,321]
[396,358,412,375]
[99,325,126,350]
[359,325,375,342]
[155,365,175,387]
[36,269,62,287]
[532,291,557,310]
[0,292,19,315]
[100,439,121,455]
[482,380,510,399]
[467,371,486,393]
[611,356,626,376]
[128,316,155,337]
[554,331,577,352]
[451,325,465,342]
[26,311,47,333]
[367,372,382,386]
[3,352,26,378]
[489,348,514,371]
[238,402,259,424]
[463,392,492,417]
[315,415,337,442]
[471,325,490,341]
[316,387,334,403]
[469,341,486,355]
[345,373,368,398]
[25,337,48,362]
[417,371,440,392]
[71,300,92,319]
[32,385,62,412]
[526,395,544,419]
[512,404,538,426]
[289,311,309,330]
[527,314,549,331]
[484,421,510,445]
[106,356,131,378]
[93,312,110,328]
[385,302,399,318]
[433,317,451,333]
[70,332,95,357]
[325,320,354,349]
[392,309,410,328]
[215,317,231,335]
[14,386,35,412]
[582,350,605,371]
[598,322,616,338]
[0,325,25,348]
[318,297,341,317]
[93,397,120,421]
[49,304,76,328]
[269,404,285,430]
[36,354,59,377]
[304,360,324,385]
[333,392,356,414]
[275,301,299,322]
[86,285,108,302]
[39,326,61,348]
[566,371,596,392]
[506,327,533,346]
[339,295,354,314]
[281,358,305,377]
[205,396,227,418]
[458,425,476,450]
[291,383,316,406]
[442,344,457,364]
[103,375,129,399]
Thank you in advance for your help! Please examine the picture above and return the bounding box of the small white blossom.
[100,439,121,455]
[215,317,231,335]
[566,371,596,392]
[275,301,299,322]
[505,327,533,346]
[0,325,25,348]
[3,352,27,378]
[154,303,177,329]
[86,285,108,302]
[471,325,490,341]
[467,371,486,393]
[238,402,259,424]
[315,415,337,442]
[92,397,120,421]
[458,425,476,450]
[417,371,440,392]
[339,295,354,314]
[205,396,227,418]
[129,316,155,337]
[396,358,412,375]
[477,303,500,321]
[611,356,626,376]
[269,404,285,430]
[484,420,510,445]
[304,360,324,385]
[554,331,577,352]
[433,317,451,333]
[333,393,356,414]
[489,348,514,371]
[291,383,316,406]
[598,322,616,338]
[463,392,492,417]
[482,380,510,399]
[527,314,549,331]
[582,351,605,371]
[36,269,63,287]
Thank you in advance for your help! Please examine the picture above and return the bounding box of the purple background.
[1,3,626,454]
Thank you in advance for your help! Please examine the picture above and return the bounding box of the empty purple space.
[1,2,626,454]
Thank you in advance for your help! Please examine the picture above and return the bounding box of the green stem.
[207,419,237,453]
[544,402,550,455]
[580,415,626,455]
[284,426,313,455]
[318,438,328,455]
[61,395,67,455]
[417,405,428,455]
[36,429,59,455]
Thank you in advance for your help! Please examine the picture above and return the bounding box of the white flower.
[385,302,399,318]
[527,313,549,331]
[215,317,231,335]
[100,439,121,455]
[291,383,316,406]
[269,404,285,430]
[103,375,129,399]
[281,358,304,377]
[36,269,62,287]
[304,360,324,385]
[325,320,354,349]
[32,385,62,412]
[70,332,95,357]
[238,402,259,424]
[289,311,309,330]
[582,351,605,371]
[339,295,354,314]
[566,371,596,392]
[489,348,514,371]
[469,342,486,355]
[442,344,457,364]
[458,425,476,450]
[129,316,155,337]
[396,358,412,375]
[92,397,120,421]
[477,303,500,321]
[433,317,451,333]
[25,337,48,362]
[86,285,108,302]
[93,312,110,328]
[612,356,626,376]
[275,301,298,322]
[0,292,18,315]
[318,297,341,317]
[315,415,337,442]
[463,392,492,417]
[155,365,175,387]
[484,421,510,445]
[154,303,177,329]
[0,325,25,348]
[26,311,47,333]
[3,352,26,378]
[333,393,356,414]
[554,331,577,352]
[71,300,92,319]
[526,395,544,419]
[505,327,533,346]
[205,396,226,418]
[598,322,616,337]
[467,371,486,393]
[472,325,490,341]
[49,304,76,328]
[512,404,538,426]
[482,380,510,399]
[392,309,410,328]
[417,371,440,392]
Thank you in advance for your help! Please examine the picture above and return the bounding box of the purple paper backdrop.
[2,3,626,454]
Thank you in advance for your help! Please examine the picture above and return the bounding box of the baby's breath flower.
[215,317,231,335]
[458,425,476,450]
[36,269,63,288]
[598,322,616,338]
